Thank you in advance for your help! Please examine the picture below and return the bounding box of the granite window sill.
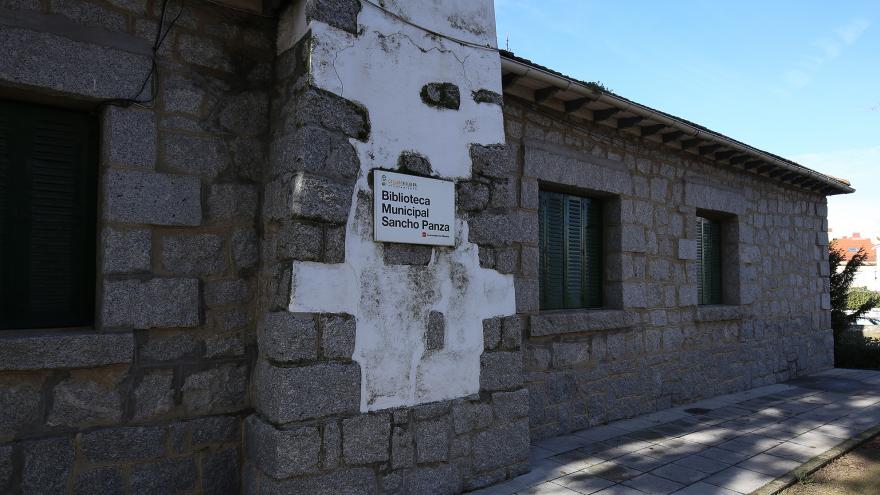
[695,305,744,322]
[530,309,638,337]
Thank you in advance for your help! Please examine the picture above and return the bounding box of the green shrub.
[830,242,880,368]
[848,287,880,311]
[830,242,880,340]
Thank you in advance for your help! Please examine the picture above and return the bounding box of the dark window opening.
[0,100,97,330]
[539,190,603,310]
[697,215,723,305]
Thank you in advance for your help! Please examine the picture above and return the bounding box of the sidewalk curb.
[750,423,880,495]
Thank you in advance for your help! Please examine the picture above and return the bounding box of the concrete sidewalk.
[469,368,880,495]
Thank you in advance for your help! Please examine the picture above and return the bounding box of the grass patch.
[781,434,880,495]
[796,472,814,486]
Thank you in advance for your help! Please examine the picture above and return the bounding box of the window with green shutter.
[0,100,97,330]
[697,216,723,305]
[539,190,603,310]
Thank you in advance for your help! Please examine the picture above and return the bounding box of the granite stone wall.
[0,0,836,492]
[0,0,274,492]
[243,2,531,493]
[500,96,833,441]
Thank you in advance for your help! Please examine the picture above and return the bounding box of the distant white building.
[853,264,880,292]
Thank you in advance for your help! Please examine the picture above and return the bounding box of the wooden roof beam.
[564,97,594,113]
[534,86,560,104]
[661,131,684,143]
[742,159,763,170]
[680,138,703,150]
[797,178,819,188]
[593,107,620,122]
[617,116,644,129]
[640,124,666,137]
[698,144,721,156]
[501,73,521,89]
[714,150,737,161]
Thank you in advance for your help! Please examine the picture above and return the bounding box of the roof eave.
[500,54,855,197]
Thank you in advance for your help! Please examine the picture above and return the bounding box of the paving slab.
[623,473,685,494]
[813,423,861,438]
[679,427,739,446]
[591,485,646,495]
[650,463,709,485]
[610,416,671,432]
[735,453,802,477]
[703,466,775,493]
[747,424,801,441]
[762,441,825,463]
[715,435,782,455]
[549,452,609,473]
[670,481,741,494]
[518,482,582,495]
[553,472,616,493]
[673,454,731,474]
[530,447,558,465]
[788,374,871,393]
[472,460,568,495]
[614,451,669,472]
[636,445,690,464]
[581,461,644,482]
[788,430,847,450]
[572,425,630,443]
[597,439,657,459]
[626,429,672,443]
[536,435,590,455]
[467,369,880,495]
[696,447,755,465]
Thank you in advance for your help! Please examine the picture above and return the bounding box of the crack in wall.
[380,30,474,87]
[327,38,356,97]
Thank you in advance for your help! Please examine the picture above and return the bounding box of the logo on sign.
[381,174,417,190]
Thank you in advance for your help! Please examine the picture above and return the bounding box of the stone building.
[0,0,852,493]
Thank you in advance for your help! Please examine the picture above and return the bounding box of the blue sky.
[495,0,879,237]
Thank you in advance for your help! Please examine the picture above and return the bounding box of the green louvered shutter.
[0,108,8,315]
[0,100,97,330]
[540,191,603,310]
[583,198,603,308]
[697,216,722,305]
[563,195,583,308]
[540,191,566,309]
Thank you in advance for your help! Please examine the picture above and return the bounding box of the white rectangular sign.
[373,170,455,246]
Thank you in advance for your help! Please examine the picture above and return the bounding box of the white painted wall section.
[284,0,516,411]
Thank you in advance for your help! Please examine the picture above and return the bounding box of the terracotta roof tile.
[833,235,877,263]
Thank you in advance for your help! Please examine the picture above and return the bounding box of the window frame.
[0,99,98,330]
[696,214,723,306]
[538,189,604,311]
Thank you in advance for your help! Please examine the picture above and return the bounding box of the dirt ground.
[781,434,880,495]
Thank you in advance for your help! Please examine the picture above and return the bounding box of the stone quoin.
[0,0,851,493]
